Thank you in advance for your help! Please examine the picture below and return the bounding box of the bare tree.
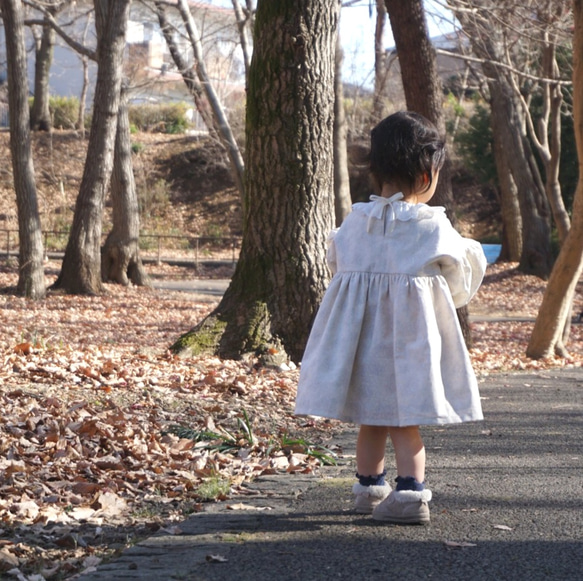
[101,88,150,287]
[52,0,130,294]
[334,28,352,225]
[172,0,340,363]
[29,1,150,288]
[25,1,78,130]
[152,0,245,198]
[445,0,573,278]
[372,0,388,120]
[385,0,454,214]
[511,2,572,246]
[28,5,56,130]
[1,0,46,299]
[154,1,218,135]
[231,0,253,77]
[527,0,583,358]
[76,12,92,135]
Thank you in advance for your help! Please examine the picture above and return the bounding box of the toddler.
[295,111,486,525]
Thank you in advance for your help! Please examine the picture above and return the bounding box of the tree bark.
[385,0,472,346]
[30,14,55,132]
[334,29,352,226]
[102,90,150,287]
[493,134,522,262]
[527,0,583,359]
[172,0,340,364]
[52,0,130,295]
[1,0,46,300]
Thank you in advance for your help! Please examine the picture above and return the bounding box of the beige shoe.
[372,489,432,524]
[352,483,392,514]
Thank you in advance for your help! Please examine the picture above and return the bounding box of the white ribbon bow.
[367,192,404,234]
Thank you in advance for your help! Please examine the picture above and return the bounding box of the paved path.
[81,369,583,581]
[151,278,230,297]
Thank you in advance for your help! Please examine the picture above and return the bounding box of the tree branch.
[23,0,96,61]
[434,47,572,86]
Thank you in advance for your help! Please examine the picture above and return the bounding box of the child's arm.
[326,228,339,275]
[439,237,487,308]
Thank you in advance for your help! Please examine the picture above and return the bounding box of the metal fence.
[1,229,241,268]
[0,103,8,127]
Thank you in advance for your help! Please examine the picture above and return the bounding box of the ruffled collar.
[360,192,445,233]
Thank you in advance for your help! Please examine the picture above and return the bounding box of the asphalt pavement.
[151,277,230,298]
[80,368,583,581]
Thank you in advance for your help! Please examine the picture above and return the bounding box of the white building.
[0,1,246,127]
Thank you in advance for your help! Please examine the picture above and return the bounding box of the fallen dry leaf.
[206,553,228,563]
[444,540,478,548]
[492,524,513,531]
[226,503,272,511]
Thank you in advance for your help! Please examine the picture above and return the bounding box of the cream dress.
[295,193,487,427]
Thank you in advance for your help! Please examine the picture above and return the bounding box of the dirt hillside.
[0,129,499,247]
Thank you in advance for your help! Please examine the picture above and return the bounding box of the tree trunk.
[1,0,46,300]
[385,0,472,346]
[30,15,55,132]
[541,43,570,245]
[172,0,340,364]
[372,0,388,121]
[527,0,583,359]
[76,14,92,136]
[334,29,351,226]
[52,0,130,294]
[102,91,150,287]
[489,75,552,278]
[493,132,522,262]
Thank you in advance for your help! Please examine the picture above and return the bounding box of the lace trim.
[354,192,445,234]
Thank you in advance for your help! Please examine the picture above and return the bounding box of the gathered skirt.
[295,272,483,426]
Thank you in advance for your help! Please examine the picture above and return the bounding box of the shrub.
[453,101,497,186]
[128,102,191,134]
[49,96,80,129]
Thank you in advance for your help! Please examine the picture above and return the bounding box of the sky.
[339,0,456,87]
[207,0,456,88]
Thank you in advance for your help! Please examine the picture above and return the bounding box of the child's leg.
[353,425,392,513]
[372,426,431,524]
[356,424,391,477]
[387,425,425,484]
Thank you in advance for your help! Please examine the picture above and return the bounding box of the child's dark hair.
[369,111,446,195]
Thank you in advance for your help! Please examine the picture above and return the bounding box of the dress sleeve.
[326,228,339,274]
[438,237,487,308]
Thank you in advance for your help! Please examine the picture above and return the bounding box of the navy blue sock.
[356,470,387,487]
[395,475,425,491]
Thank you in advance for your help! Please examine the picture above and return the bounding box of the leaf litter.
[1,259,583,578]
[0,260,336,579]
